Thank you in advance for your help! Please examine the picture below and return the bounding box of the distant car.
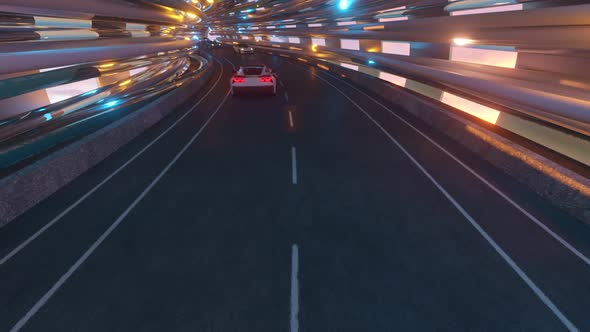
[230,65,277,95]
[233,43,254,54]
[202,39,221,49]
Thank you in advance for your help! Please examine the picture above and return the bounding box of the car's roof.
[236,65,271,75]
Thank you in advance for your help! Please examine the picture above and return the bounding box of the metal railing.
[0,46,212,168]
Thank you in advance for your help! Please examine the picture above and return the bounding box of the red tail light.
[232,76,245,83]
[259,76,273,83]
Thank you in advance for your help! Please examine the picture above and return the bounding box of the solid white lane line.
[10,91,231,332]
[291,146,298,185]
[290,243,299,332]
[322,71,590,267]
[0,60,227,267]
[288,111,294,128]
[306,69,578,332]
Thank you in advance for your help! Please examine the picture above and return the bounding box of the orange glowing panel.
[441,92,500,124]
[450,46,518,68]
[118,79,132,86]
[363,25,384,31]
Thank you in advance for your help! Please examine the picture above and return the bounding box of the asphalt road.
[1,47,590,331]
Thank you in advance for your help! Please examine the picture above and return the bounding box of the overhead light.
[185,12,198,19]
[339,0,351,10]
[311,44,318,52]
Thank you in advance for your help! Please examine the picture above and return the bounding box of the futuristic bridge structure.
[0,0,589,331]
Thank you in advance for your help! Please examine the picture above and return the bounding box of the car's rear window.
[243,67,263,75]
[238,44,249,47]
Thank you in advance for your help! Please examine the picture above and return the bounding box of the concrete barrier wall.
[0,59,215,227]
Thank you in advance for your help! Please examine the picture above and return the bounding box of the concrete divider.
[0,56,216,227]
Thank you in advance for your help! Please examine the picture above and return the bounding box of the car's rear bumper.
[232,86,275,94]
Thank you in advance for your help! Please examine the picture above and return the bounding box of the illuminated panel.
[337,21,356,26]
[378,6,406,13]
[270,35,285,42]
[340,39,360,50]
[288,37,301,44]
[441,92,500,124]
[34,16,91,28]
[130,67,148,76]
[308,23,323,27]
[285,24,296,28]
[126,23,147,31]
[340,63,359,71]
[45,77,99,104]
[254,36,262,41]
[311,38,326,46]
[381,41,410,56]
[451,4,523,16]
[241,35,250,39]
[379,17,408,22]
[37,30,99,41]
[450,46,518,68]
[378,72,407,87]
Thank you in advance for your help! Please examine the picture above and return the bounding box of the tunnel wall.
[0,58,216,227]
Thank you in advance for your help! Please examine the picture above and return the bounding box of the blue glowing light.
[192,35,200,40]
[43,113,53,121]
[81,89,98,97]
[338,0,350,10]
[104,100,120,108]
[368,60,376,65]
